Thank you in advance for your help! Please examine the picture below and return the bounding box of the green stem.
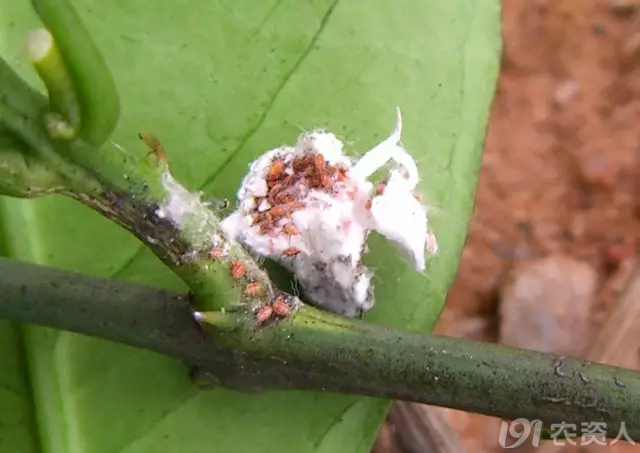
[4,7,274,313]
[0,96,101,195]
[1,52,271,313]
[2,256,640,440]
[203,307,640,440]
[0,133,66,197]
[18,8,143,195]
[31,0,119,146]
[25,28,80,138]
[0,58,101,194]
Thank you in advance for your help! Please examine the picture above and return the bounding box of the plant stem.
[0,59,103,195]
[25,28,80,138]
[2,256,640,440]
[0,135,66,197]
[31,0,119,146]
[0,49,272,313]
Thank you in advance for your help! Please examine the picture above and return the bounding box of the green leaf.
[0,1,500,452]
[0,321,39,453]
[0,188,38,453]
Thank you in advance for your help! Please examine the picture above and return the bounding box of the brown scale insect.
[267,159,285,182]
[330,165,348,182]
[376,178,388,196]
[271,297,291,317]
[283,222,300,236]
[292,156,310,172]
[209,248,224,259]
[251,212,269,233]
[304,157,317,173]
[229,260,246,279]
[313,153,326,173]
[252,212,268,223]
[255,221,270,235]
[281,175,294,187]
[268,183,284,199]
[309,174,321,189]
[243,281,263,296]
[267,204,288,221]
[139,132,168,164]
[289,201,305,212]
[282,247,302,257]
[273,190,294,205]
[319,173,332,190]
[255,305,273,323]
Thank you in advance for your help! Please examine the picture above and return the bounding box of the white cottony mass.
[221,109,438,317]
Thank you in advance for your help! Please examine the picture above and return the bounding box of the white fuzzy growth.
[370,170,428,271]
[297,130,350,166]
[350,108,404,181]
[222,109,438,316]
[156,173,201,222]
[155,172,213,246]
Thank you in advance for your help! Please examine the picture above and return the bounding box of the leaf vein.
[107,0,342,280]
[198,0,341,190]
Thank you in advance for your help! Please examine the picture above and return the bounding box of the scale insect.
[221,108,438,317]
[243,281,263,296]
[229,260,246,279]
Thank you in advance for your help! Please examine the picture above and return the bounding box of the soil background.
[373,1,640,452]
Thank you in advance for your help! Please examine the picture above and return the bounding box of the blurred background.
[372,1,640,452]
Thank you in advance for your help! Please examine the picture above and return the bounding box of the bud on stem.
[26,28,80,139]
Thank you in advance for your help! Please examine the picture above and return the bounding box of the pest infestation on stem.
[7,4,635,439]
[222,108,439,317]
[252,293,296,327]
[148,107,436,322]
